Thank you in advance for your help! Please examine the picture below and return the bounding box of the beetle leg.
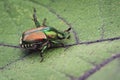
[57,33,65,40]
[64,28,71,32]
[64,28,71,39]
[39,53,44,62]
[51,40,65,47]
[42,18,47,26]
[39,42,48,62]
[33,8,41,28]
[52,40,69,50]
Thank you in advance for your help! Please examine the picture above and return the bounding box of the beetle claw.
[40,53,44,62]
[40,58,44,62]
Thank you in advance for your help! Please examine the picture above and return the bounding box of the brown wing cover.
[23,31,47,41]
[24,26,45,34]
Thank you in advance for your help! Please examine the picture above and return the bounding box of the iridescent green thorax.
[42,27,65,39]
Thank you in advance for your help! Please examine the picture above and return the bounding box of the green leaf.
[0,0,120,80]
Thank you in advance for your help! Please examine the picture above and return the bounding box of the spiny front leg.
[64,28,71,39]
[33,8,40,28]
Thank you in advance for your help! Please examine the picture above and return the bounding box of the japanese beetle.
[20,8,71,62]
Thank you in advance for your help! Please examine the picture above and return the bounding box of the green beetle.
[20,8,71,62]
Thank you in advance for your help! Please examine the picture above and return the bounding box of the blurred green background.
[0,0,120,80]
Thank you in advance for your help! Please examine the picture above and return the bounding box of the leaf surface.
[0,0,120,80]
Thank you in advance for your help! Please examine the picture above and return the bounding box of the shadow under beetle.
[20,8,71,62]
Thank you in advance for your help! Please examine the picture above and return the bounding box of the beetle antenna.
[33,8,40,28]
[64,27,71,32]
